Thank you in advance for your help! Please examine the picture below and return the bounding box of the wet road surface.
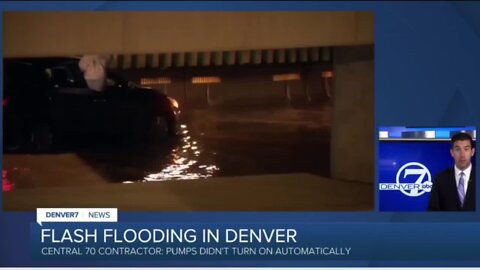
[3,106,331,191]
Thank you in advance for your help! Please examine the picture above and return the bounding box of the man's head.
[450,132,475,170]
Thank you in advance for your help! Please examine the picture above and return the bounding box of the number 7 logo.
[396,162,433,197]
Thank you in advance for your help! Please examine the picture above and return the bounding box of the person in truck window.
[78,54,110,91]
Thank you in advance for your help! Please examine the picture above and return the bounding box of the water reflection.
[142,125,219,182]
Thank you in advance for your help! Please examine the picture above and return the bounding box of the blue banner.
[31,223,480,261]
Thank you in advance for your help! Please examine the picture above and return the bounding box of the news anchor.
[428,132,476,211]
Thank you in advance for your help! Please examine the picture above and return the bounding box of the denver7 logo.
[379,162,433,197]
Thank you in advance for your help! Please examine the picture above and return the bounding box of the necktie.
[458,172,466,207]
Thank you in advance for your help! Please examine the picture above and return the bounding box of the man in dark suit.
[428,132,476,211]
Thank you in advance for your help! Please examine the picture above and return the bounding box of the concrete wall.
[5,12,374,57]
[115,63,331,110]
[331,45,374,183]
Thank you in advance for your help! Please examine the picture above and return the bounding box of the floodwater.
[3,106,331,191]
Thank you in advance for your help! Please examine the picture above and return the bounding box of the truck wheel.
[30,123,54,152]
[166,115,178,137]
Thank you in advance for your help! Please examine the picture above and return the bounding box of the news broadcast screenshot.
[1,2,480,269]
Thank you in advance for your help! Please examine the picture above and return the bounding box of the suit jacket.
[428,167,475,211]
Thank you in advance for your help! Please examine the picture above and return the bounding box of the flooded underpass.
[2,17,375,211]
[3,106,331,191]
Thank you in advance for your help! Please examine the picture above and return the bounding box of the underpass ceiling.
[5,12,374,58]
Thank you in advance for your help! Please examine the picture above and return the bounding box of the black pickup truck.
[3,57,180,152]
